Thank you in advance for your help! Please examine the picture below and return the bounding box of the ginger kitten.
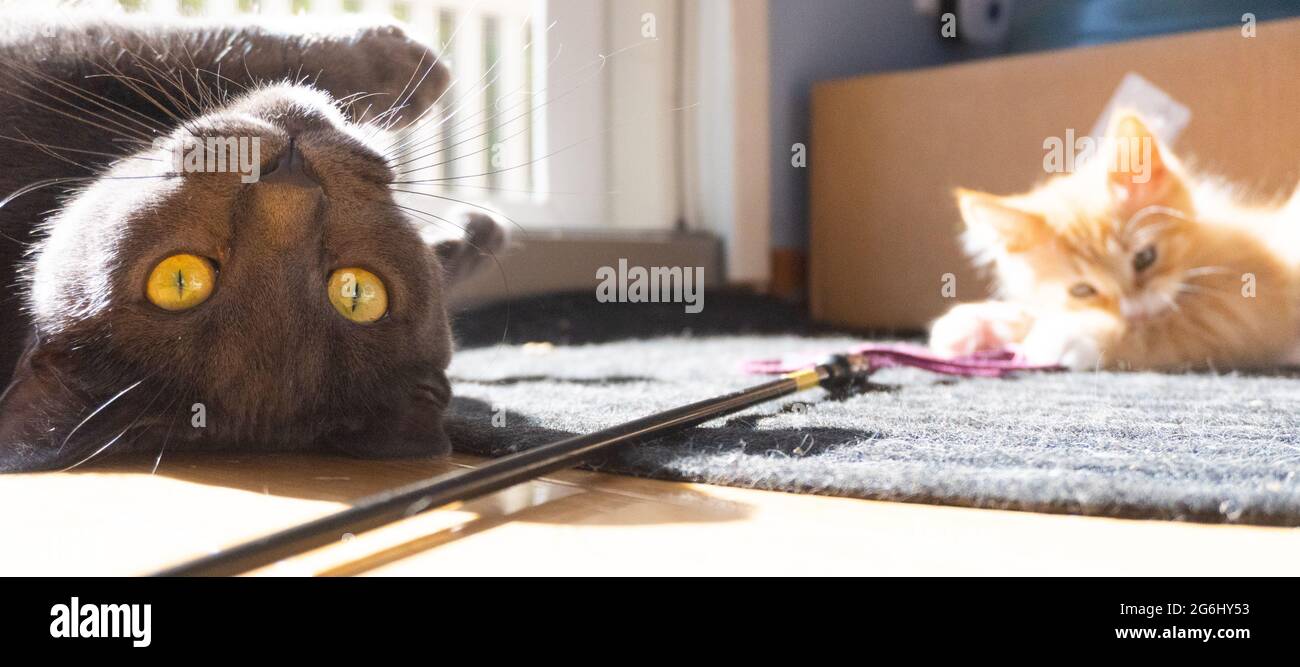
[930,113,1300,371]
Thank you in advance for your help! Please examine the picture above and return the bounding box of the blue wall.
[767,0,987,249]
[769,0,1300,251]
[1008,0,1300,52]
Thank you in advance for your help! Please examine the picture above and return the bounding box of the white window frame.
[391,0,616,232]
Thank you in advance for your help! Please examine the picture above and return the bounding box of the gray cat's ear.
[433,210,507,287]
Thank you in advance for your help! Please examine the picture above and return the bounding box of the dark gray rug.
[446,293,1300,526]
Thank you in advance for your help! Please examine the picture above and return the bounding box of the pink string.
[742,343,1062,379]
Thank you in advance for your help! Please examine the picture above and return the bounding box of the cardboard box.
[809,19,1300,331]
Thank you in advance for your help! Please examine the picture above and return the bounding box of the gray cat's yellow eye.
[1132,245,1157,273]
[1069,282,1098,299]
[147,254,216,311]
[328,268,388,323]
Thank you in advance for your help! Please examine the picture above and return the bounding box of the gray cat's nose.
[260,139,318,189]
[246,137,323,249]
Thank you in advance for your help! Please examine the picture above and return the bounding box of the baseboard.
[448,230,725,308]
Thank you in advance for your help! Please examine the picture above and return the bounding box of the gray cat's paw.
[309,22,450,127]
[357,25,450,125]
[462,210,508,256]
[436,211,508,286]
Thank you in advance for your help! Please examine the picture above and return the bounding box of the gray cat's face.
[1,82,458,469]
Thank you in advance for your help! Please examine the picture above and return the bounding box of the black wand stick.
[154,355,869,576]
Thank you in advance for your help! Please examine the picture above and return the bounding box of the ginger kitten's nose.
[260,139,318,189]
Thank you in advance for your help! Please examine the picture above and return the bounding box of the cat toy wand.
[155,345,1053,576]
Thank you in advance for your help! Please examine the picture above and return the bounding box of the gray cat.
[0,14,503,471]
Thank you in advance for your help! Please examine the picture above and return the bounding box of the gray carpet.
[446,294,1300,526]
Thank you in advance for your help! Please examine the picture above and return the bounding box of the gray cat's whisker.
[177,41,224,111]
[135,42,207,116]
[384,53,562,167]
[413,25,563,141]
[390,190,527,237]
[378,49,431,123]
[393,203,512,270]
[185,66,220,112]
[2,60,170,138]
[393,102,697,186]
[390,203,469,235]
[86,67,191,131]
[336,91,388,111]
[369,50,445,133]
[389,15,528,136]
[123,47,200,118]
[385,28,595,163]
[394,203,513,344]
[58,428,131,473]
[11,135,158,175]
[0,74,156,144]
[61,380,170,473]
[201,61,249,95]
[381,21,573,158]
[395,20,598,148]
[396,82,693,178]
[388,105,536,173]
[1,174,176,223]
[150,395,183,475]
[134,44,238,126]
[380,69,467,152]
[0,86,154,145]
[54,380,145,457]
[379,0,486,142]
[90,63,204,138]
[383,54,511,158]
[3,130,161,164]
[415,182,595,197]
[1,131,110,173]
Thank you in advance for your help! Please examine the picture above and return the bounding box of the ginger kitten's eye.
[1069,282,1097,299]
[147,254,216,311]
[328,268,388,323]
[1132,245,1157,272]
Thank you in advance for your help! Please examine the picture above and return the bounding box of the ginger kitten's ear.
[1104,112,1188,215]
[956,188,1049,253]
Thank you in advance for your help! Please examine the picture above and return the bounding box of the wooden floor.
[3,453,1298,576]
